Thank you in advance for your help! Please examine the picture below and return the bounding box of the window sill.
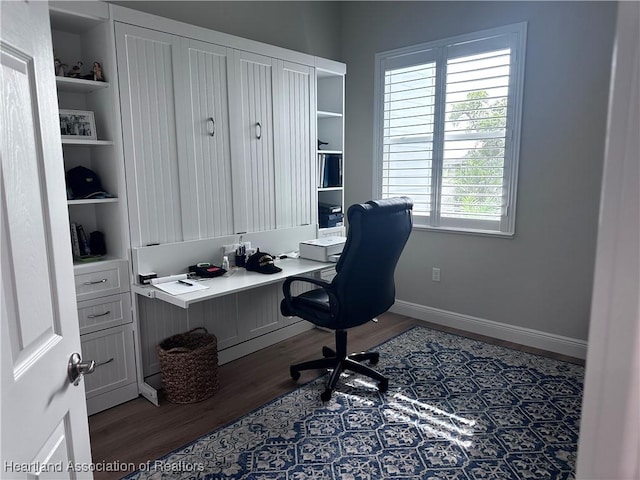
[411,224,515,239]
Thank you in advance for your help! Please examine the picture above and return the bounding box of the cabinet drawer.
[77,293,132,335]
[74,260,129,301]
[81,324,136,400]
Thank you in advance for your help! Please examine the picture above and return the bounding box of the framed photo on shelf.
[59,109,96,140]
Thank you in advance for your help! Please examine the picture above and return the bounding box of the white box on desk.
[299,236,346,262]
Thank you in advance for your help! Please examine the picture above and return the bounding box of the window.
[374,23,526,235]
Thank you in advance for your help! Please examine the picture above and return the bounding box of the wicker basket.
[157,327,219,404]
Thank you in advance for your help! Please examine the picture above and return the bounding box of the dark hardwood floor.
[88,313,583,480]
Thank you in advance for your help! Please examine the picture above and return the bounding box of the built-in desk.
[132,257,329,309]
[129,232,335,406]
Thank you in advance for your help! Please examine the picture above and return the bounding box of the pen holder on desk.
[235,253,246,268]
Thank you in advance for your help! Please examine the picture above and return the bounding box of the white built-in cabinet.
[116,23,315,248]
[275,61,315,229]
[49,2,137,415]
[44,0,346,413]
[115,25,184,246]
[48,3,345,401]
[231,52,316,233]
[181,39,234,239]
[230,51,278,234]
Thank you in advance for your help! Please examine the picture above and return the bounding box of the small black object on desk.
[235,244,246,267]
[189,264,226,278]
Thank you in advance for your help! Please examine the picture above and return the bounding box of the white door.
[1,1,93,478]
[575,1,640,478]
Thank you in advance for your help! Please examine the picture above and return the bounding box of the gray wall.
[110,1,342,60]
[339,1,617,341]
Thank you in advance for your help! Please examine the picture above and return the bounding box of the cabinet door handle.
[256,122,262,139]
[87,310,111,319]
[207,117,215,136]
[95,357,114,368]
[83,278,108,285]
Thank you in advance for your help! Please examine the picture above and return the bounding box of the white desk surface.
[132,257,331,309]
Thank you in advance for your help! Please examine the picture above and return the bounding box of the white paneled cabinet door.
[274,60,315,229]
[115,23,183,248]
[178,39,234,240]
[230,50,277,234]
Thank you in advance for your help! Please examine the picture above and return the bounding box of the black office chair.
[281,197,413,401]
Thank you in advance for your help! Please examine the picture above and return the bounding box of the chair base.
[290,329,388,401]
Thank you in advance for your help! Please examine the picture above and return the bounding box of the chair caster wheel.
[322,346,334,358]
[378,378,388,393]
[290,368,300,381]
[320,388,333,402]
[369,352,380,365]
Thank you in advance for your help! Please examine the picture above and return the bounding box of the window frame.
[373,22,527,237]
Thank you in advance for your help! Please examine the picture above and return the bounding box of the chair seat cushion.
[294,289,331,310]
[287,289,335,329]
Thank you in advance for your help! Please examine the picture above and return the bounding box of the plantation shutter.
[382,51,438,218]
[440,35,513,230]
[378,24,526,235]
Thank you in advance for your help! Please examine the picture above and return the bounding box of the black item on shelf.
[89,231,107,256]
[319,202,342,214]
[76,224,91,256]
[66,166,114,199]
[319,153,342,188]
[319,212,344,228]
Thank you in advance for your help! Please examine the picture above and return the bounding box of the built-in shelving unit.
[50,1,128,264]
[49,1,137,416]
[315,58,346,237]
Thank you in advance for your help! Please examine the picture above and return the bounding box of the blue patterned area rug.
[123,326,584,480]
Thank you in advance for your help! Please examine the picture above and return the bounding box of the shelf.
[68,198,118,206]
[49,4,108,34]
[317,110,343,119]
[56,76,109,93]
[62,138,113,146]
[317,150,342,155]
[318,187,343,192]
[318,225,346,233]
[72,256,123,269]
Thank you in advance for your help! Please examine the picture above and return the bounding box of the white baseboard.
[390,300,587,360]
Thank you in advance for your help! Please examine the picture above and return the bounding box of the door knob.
[68,352,96,386]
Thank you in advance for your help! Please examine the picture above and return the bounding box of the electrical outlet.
[432,267,441,282]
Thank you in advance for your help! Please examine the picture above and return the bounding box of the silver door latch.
[68,352,96,386]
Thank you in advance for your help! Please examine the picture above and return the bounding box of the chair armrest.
[283,275,332,292]
[282,275,331,304]
[281,275,339,318]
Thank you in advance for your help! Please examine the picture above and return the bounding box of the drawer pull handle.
[207,117,215,136]
[84,278,108,285]
[256,122,262,139]
[87,310,111,319]
[96,358,115,368]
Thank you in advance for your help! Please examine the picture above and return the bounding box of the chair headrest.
[348,196,413,217]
